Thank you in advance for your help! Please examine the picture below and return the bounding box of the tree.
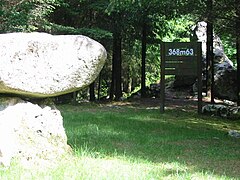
[48,0,191,101]
[110,11,123,100]
[206,0,214,102]
[1,0,63,32]
[236,2,240,105]
[49,0,112,101]
[107,0,179,98]
[106,0,133,100]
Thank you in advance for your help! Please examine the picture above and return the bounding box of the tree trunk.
[206,0,214,103]
[115,34,122,100]
[110,20,122,100]
[110,42,115,100]
[237,36,240,105]
[141,20,147,98]
[236,3,240,105]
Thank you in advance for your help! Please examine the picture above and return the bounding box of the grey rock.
[0,99,71,167]
[202,104,240,118]
[193,21,233,69]
[214,69,238,101]
[193,21,237,101]
[202,104,229,117]
[0,97,24,111]
[0,32,107,98]
[228,130,240,138]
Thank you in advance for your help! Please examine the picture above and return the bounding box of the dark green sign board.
[160,42,202,114]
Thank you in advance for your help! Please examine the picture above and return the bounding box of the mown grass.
[1,102,240,179]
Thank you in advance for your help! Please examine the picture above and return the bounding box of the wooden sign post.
[160,42,202,114]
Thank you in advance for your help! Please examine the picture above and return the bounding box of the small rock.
[228,130,240,138]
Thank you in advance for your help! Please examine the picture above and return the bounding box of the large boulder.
[193,21,237,101]
[193,21,234,71]
[0,97,70,167]
[0,32,107,98]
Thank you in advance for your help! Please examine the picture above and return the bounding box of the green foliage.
[145,45,161,85]
[161,16,195,42]
[221,35,237,65]
[45,22,112,40]
[1,0,63,32]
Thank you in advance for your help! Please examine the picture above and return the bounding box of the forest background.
[1,0,239,102]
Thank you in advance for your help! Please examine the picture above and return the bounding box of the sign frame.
[160,42,202,114]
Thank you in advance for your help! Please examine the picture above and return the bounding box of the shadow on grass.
[60,104,240,179]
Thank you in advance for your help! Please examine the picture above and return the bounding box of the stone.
[173,76,197,88]
[149,83,161,98]
[214,69,238,101]
[202,104,229,117]
[0,98,70,167]
[202,104,240,118]
[193,21,237,101]
[0,96,24,111]
[0,32,107,98]
[228,130,240,138]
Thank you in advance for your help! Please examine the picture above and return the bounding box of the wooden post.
[197,42,203,114]
[160,43,165,113]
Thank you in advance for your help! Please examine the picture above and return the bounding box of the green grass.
[1,102,240,179]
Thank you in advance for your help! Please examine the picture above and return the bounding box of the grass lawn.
[1,101,240,179]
